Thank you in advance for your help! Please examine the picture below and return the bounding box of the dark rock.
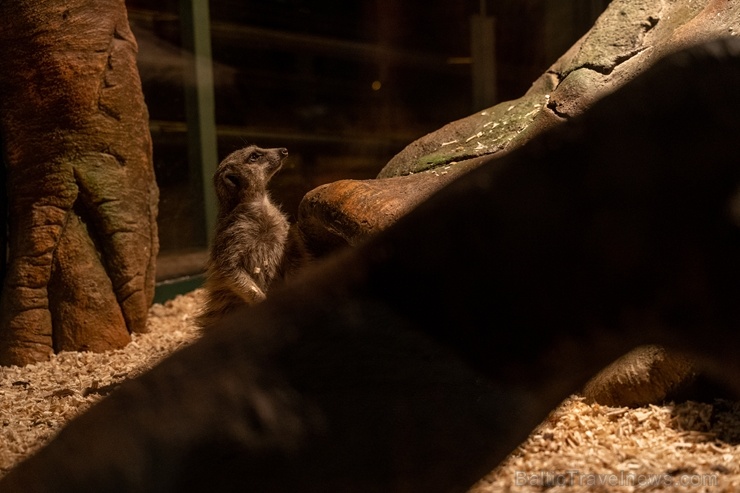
[2,37,740,493]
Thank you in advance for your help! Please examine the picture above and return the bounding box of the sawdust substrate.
[1,289,739,491]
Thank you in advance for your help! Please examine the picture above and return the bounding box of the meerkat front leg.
[227,270,267,305]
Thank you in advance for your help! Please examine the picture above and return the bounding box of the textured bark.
[0,1,159,365]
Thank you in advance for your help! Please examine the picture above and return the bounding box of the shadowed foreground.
[2,38,740,493]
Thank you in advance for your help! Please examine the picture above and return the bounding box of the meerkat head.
[214,145,289,213]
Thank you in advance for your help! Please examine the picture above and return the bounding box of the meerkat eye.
[248,152,260,163]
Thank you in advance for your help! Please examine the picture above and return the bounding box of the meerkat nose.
[279,148,288,157]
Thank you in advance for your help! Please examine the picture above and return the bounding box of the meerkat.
[196,145,291,329]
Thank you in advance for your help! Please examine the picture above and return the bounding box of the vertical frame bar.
[471,13,497,110]
[180,0,219,246]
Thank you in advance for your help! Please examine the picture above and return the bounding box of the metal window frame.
[153,0,218,303]
[180,0,218,248]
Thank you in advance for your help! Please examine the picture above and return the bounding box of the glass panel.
[124,0,609,285]
[126,4,208,280]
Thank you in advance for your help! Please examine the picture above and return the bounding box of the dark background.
[123,0,610,262]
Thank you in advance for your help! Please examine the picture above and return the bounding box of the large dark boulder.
[2,37,740,492]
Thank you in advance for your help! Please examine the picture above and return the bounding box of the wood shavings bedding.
[473,398,740,492]
[1,289,739,491]
[0,291,203,477]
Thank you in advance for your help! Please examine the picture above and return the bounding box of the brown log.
[297,158,483,254]
[0,0,159,365]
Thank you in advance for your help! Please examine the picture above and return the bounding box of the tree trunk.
[0,0,159,366]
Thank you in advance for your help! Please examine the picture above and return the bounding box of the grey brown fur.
[197,146,290,328]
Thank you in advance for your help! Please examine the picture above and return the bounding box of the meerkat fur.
[196,145,290,329]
